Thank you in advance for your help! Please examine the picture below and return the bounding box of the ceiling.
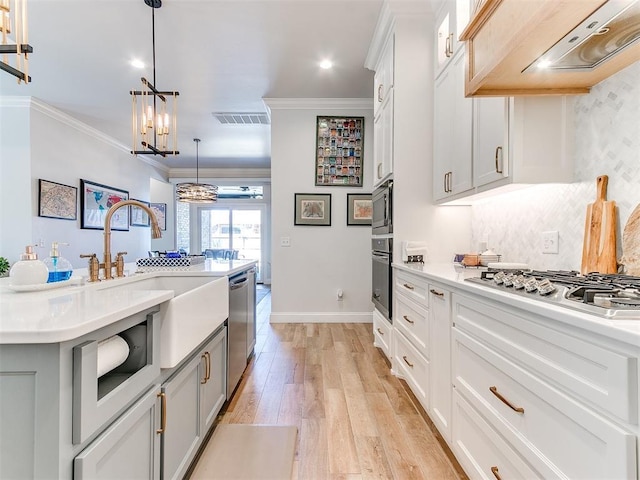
[0,0,399,171]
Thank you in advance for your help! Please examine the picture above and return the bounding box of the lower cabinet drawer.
[453,328,637,480]
[393,329,429,411]
[395,270,429,307]
[373,308,392,360]
[452,389,541,480]
[395,292,429,353]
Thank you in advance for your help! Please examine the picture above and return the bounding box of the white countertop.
[393,262,640,348]
[0,259,257,345]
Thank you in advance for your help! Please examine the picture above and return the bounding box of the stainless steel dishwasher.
[227,271,249,398]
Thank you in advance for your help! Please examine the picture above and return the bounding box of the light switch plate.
[542,231,559,254]
[280,236,291,247]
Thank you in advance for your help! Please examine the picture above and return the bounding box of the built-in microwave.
[372,180,392,235]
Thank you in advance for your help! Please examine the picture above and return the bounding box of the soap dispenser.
[9,245,49,285]
[44,242,73,282]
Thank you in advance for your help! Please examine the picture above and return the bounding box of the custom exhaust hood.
[525,0,640,72]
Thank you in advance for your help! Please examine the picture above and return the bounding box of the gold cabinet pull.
[200,353,208,384]
[156,392,166,434]
[491,466,502,480]
[402,315,414,324]
[495,146,503,174]
[376,327,384,335]
[403,283,415,291]
[489,386,524,414]
[377,84,384,102]
[430,289,444,297]
[402,355,414,368]
[205,351,211,381]
[445,33,453,58]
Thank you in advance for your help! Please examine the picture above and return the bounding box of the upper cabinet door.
[473,97,508,188]
[435,0,471,78]
[374,35,394,117]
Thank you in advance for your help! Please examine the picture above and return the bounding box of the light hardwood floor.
[191,289,468,479]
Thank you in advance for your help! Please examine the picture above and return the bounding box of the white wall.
[150,177,176,253]
[0,99,32,266]
[470,61,640,270]
[267,99,374,322]
[0,97,171,268]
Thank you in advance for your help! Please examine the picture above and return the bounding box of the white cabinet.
[373,308,393,361]
[452,293,637,479]
[435,0,471,77]
[373,35,394,118]
[373,34,394,188]
[74,387,161,480]
[433,48,472,201]
[434,87,574,203]
[472,96,507,188]
[161,326,227,480]
[428,283,452,443]
[393,268,430,411]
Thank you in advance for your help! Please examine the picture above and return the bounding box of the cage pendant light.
[176,138,218,203]
[0,0,33,83]
[130,0,179,157]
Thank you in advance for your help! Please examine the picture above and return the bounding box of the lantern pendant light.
[130,0,179,156]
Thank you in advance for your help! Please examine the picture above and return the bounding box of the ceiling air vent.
[212,112,270,125]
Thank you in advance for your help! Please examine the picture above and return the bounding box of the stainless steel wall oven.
[372,237,392,323]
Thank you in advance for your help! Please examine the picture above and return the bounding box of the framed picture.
[130,199,150,227]
[38,179,77,220]
[294,193,331,226]
[315,116,364,187]
[347,193,372,226]
[150,203,167,231]
[80,179,129,230]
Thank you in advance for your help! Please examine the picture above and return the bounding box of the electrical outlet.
[542,231,559,254]
[280,236,291,247]
[337,289,343,301]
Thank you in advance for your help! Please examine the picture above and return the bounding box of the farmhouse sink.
[98,275,229,368]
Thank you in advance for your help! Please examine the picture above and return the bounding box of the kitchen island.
[0,258,257,480]
[389,262,640,480]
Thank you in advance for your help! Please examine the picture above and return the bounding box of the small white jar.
[9,246,49,285]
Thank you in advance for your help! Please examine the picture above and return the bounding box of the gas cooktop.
[465,270,640,319]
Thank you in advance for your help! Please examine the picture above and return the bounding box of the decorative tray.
[7,276,83,292]
[135,256,205,270]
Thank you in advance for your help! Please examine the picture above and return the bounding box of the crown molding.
[364,1,433,70]
[0,96,170,173]
[263,98,372,111]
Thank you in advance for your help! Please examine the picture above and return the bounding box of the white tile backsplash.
[471,61,640,271]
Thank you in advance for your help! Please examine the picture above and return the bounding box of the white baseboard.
[269,312,373,323]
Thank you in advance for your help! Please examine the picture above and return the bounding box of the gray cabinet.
[201,327,228,433]
[246,268,256,359]
[74,387,162,480]
[161,326,227,480]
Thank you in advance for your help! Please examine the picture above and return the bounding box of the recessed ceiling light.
[130,59,145,69]
[319,59,333,70]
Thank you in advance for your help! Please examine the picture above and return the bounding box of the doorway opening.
[200,206,265,283]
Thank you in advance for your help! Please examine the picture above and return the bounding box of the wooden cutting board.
[621,203,640,275]
[581,175,617,274]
